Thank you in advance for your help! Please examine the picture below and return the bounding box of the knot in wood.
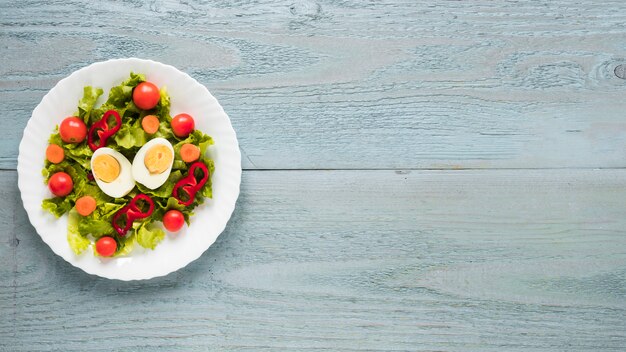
[615,64,626,79]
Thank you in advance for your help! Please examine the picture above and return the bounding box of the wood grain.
[2,0,626,169]
[1,170,625,351]
[3,1,626,351]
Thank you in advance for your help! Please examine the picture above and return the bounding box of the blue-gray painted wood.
[2,1,626,351]
[2,170,626,351]
[1,0,626,169]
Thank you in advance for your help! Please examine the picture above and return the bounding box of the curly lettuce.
[67,210,90,255]
[136,223,166,250]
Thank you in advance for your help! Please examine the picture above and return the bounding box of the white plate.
[17,58,241,280]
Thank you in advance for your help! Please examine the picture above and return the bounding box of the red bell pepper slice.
[172,161,210,206]
[88,110,122,151]
[112,194,155,237]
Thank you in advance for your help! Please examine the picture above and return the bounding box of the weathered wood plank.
[2,1,626,169]
[1,169,625,351]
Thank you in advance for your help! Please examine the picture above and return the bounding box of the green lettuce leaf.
[154,119,174,140]
[152,196,189,221]
[64,144,93,170]
[67,210,90,255]
[113,123,148,149]
[95,201,126,216]
[107,72,145,108]
[77,183,113,204]
[48,129,63,145]
[91,103,127,126]
[136,222,165,250]
[171,160,187,170]
[78,86,104,124]
[42,197,73,218]
[136,170,184,198]
[114,234,135,256]
[199,158,215,199]
[77,218,114,237]
[155,87,171,120]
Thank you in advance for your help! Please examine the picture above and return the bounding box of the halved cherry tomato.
[133,82,160,110]
[48,172,73,197]
[95,236,117,257]
[171,113,195,138]
[59,117,87,144]
[163,210,185,232]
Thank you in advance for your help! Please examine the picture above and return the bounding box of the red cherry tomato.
[133,82,160,110]
[59,117,87,144]
[163,210,185,232]
[95,236,117,257]
[171,113,195,138]
[48,172,73,197]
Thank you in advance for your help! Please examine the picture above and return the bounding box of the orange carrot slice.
[75,196,97,216]
[180,143,200,163]
[46,144,65,164]
[141,115,160,134]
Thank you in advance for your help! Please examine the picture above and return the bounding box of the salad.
[41,73,215,257]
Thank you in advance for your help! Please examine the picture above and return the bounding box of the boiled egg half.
[132,138,174,189]
[91,148,136,198]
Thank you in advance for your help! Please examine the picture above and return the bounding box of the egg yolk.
[144,145,173,174]
[93,154,120,183]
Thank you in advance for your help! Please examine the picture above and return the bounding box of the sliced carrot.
[141,114,160,134]
[46,144,65,164]
[75,196,97,216]
[180,143,201,163]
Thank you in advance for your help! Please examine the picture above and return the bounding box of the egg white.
[90,147,136,198]
[132,137,175,190]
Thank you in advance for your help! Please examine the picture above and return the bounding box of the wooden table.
[2,1,626,350]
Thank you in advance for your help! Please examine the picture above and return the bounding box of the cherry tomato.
[48,172,73,197]
[95,236,117,257]
[163,210,185,232]
[171,113,195,138]
[59,117,87,144]
[133,82,160,110]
